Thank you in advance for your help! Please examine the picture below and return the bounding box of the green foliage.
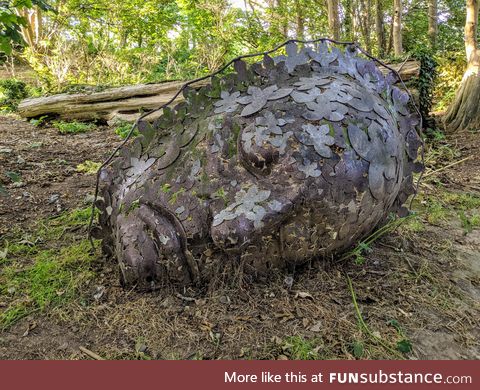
[53,120,95,134]
[0,0,469,105]
[76,160,101,175]
[0,78,28,111]
[412,185,480,234]
[29,115,49,127]
[0,183,7,196]
[0,206,97,329]
[352,340,364,359]
[282,336,319,360]
[5,170,21,183]
[343,214,409,264]
[114,121,138,139]
[412,49,438,132]
[434,52,466,112]
[0,0,53,55]
[387,319,413,354]
[1,240,95,328]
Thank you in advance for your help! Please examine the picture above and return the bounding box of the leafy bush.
[0,78,28,111]
[434,52,466,112]
[411,49,438,131]
[52,120,95,134]
[114,121,138,139]
[76,160,101,175]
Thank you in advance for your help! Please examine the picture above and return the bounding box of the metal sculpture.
[92,41,423,290]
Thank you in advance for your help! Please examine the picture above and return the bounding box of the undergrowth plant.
[0,207,99,329]
[412,49,438,132]
[342,214,411,265]
[0,78,28,111]
[76,160,101,175]
[114,121,138,139]
[53,120,96,134]
[434,52,466,112]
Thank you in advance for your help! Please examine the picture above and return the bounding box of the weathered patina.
[95,42,423,290]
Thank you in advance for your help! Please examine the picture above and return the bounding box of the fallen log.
[17,80,208,123]
[380,60,420,81]
[17,61,419,123]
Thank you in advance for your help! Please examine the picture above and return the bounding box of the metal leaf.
[212,185,271,228]
[347,124,370,160]
[348,122,398,199]
[304,98,348,122]
[297,124,334,158]
[307,42,338,67]
[392,87,409,115]
[304,124,335,158]
[255,111,284,135]
[234,60,248,82]
[213,91,241,114]
[273,42,310,73]
[126,157,156,178]
[156,144,180,169]
[238,85,292,117]
[211,132,225,153]
[291,88,322,103]
[268,199,283,212]
[294,75,331,91]
[368,163,385,199]
[268,131,293,153]
[269,87,294,100]
[298,160,321,178]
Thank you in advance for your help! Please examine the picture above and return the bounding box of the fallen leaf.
[309,321,323,332]
[294,291,314,300]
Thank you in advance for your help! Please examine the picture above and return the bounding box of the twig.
[404,257,419,279]
[424,156,473,178]
[395,55,411,74]
[176,293,196,302]
[79,346,105,360]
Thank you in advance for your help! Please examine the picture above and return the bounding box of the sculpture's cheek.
[210,216,255,252]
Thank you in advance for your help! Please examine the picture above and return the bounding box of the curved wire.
[88,37,424,249]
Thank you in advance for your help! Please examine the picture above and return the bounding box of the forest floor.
[0,114,479,360]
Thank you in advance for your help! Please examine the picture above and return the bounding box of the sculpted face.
[97,42,423,290]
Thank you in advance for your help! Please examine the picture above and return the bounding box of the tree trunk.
[375,0,385,57]
[393,0,403,56]
[327,0,340,40]
[295,0,305,40]
[343,0,353,40]
[357,0,372,53]
[445,0,480,132]
[386,15,394,55]
[276,0,289,38]
[428,0,438,49]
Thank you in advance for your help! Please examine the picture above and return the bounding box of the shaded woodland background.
[1,1,479,360]
[0,1,470,112]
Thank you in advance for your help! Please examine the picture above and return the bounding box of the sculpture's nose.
[114,204,193,289]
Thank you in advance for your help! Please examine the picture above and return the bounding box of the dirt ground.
[0,115,479,360]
